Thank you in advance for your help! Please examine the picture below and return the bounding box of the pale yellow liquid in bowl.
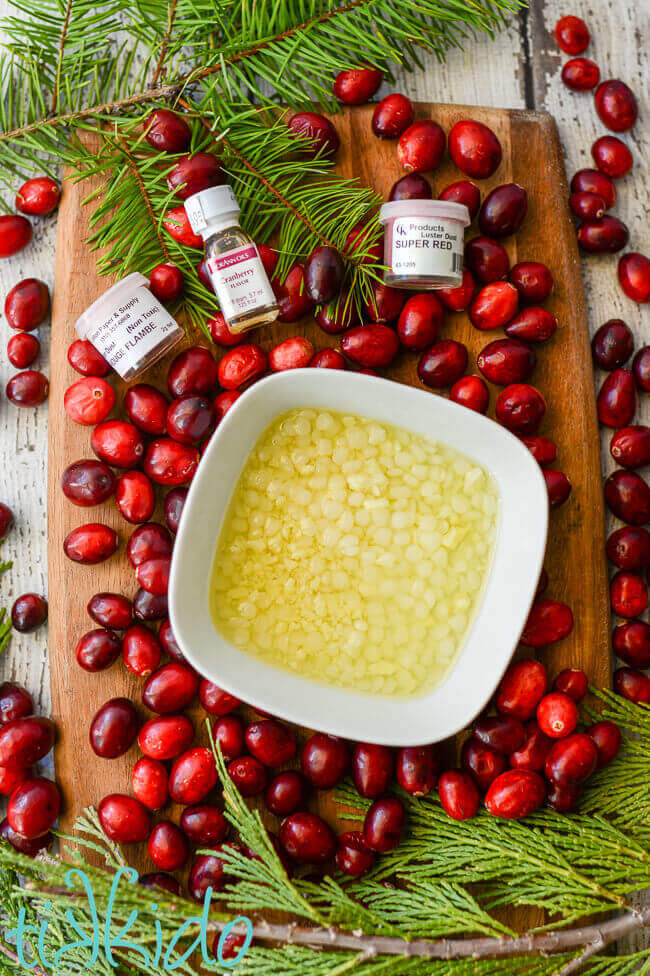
[210,409,498,698]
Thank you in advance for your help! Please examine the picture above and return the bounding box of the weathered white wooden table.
[0,0,648,953]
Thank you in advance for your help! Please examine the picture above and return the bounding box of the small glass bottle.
[184,185,278,334]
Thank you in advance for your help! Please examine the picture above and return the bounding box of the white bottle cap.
[184,185,240,237]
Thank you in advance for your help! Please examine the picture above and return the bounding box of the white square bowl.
[169,369,548,746]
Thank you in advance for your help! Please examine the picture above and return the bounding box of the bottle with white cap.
[184,185,278,335]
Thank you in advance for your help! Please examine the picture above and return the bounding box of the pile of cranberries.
[555,16,648,305]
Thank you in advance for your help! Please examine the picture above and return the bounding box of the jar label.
[207,244,276,321]
[86,286,181,378]
[390,217,464,277]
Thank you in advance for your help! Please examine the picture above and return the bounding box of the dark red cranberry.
[604,470,650,525]
[169,747,217,804]
[143,662,199,714]
[218,343,268,389]
[127,523,172,568]
[123,624,162,676]
[464,236,510,284]
[0,765,32,796]
[166,395,215,444]
[450,375,489,414]
[316,290,359,333]
[592,135,633,178]
[633,348,650,391]
[87,593,133,631]
[496,384,546,435]
[15,176,60,215]
[75,628,121,671]
[587,721,622,768]
[138,714,194,760]
[388,173,432,201]
[61,459,115,507]
[554,15,589,53]
[310,348,346,369]
[304,246,344,304]
[545,733,598,786]
[0,503,13,541]
[0,682,33,725]
[448,120,502,178]
[168,346,218,397]
[597,368,636,427]
[363,796,405,852]
[595,79,638,132]
[264,771,307,816]
[418,339,468,388]
[8,332,40,368]
[269,336,314,372]
[335,831,375,877]
[372,93,414,139]
[144,109,191,152]
[553,668,588,702]
[591,319,633,370]
[352,742,394,797]
[479,184,527,237]
[4,278,49,331]
[7,370,49,407]
[397,293,444,350]
[0,818,52,856]
[607,527,650,571]
[11,593,47,633]
[578,216,629,254]
[611,570,648,618]
[199,681,241,716]
[213,715,245,761]
[148,821,189,871]
[132,756,168,810]
[0,215,32,257]
[181,804,228,845]
[437,267,476,311]
[611,426,650,468]
[167,153,223,199]
[124,384,168,435]
[143,438,199,486]
[473,715,526,754]
[504,307,557,343]
[99,794,150,844]
[520,435,557,466]
[287,112,339,157]
[163,488,187,536]
[149,263,184,303]
[477,338,536,386]
[341,324,400,369]
[63,523,118,564]
[571,168,616,208]
[279,812,337,865]
[245,720,296,767]
[510,721,553,772]
[397,120,445,172]
[227,755,268,796]
[612,620,650,668]
[618,253,650,304]
[301,733,349,788]
[521,599,574,647]
[159,619,185,661]
[364,282,406,323]
[485,770,545,819]
[7,778,60,838]
[496,659,549,720]
[438,180,481,219]
[0,717,55,768]
[90,697,138,758]
[562,57,599,90]
[569,191,605,220]
[188,848,236,900]
[438,770,479,820]
[139,873,181,896]
[615,667,650,704]
[509,262,554,304]
[545,469,571,509]
[460,738,507,793]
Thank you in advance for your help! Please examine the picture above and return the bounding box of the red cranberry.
[0,682,33,724]
[301,733,349,788]
[545,466,572,506]
[143,438,199,486]
[148,821,189,873]
[613,620,650,668]
[363,796,405,852]
[473,715,526,754]
[0,765,32,795]
[67,339,110,377]
[364,282,406,323]
[264,771,307,816]
[310,348,346,369]
[0,215,32,257]
[607,527,650,571]
[167,153,223,199]
[144,109,191,152]
[509,262,553,304]
[570,190,606,220]
[505,308,557,343]
[169,746,217,804]
[124,384,168,435]
[278,812,335,864]
[143,662,199,714]
[122,624,162,676]
[15,176,60,215]
[615,666,650,704]
[591,319,633,370]
[485,769,545,819]
[227,755,268,796]
[87,593,133,631]
[450,375,489,414]
[64,377,114,425]
[578,216,629,254]
[64,523,118,564]
[469,281,518,331]
[11,593,48,633]
[520,435,557,467]
[126,522,172,567]
[344,223,383,264]
[188,848,235,900]
[618,253,650,304]
[388,172,432,201]
[287,111,339,157]
[562,57,599,91]
[464,236,510,284]
[138,714,194,760]
[372,93,414,139]
[460,738,506,793]
[496,659,548,720]
[316,291,359,334]
[545,733,598,786]
[611,570,648,618]
[591,135,633,179]
[8,777,60,838]
[208,312,243,347]
[418,339,468,388]
[218,344,268,389]
[149,263,184,304]
[199,681,241,716]
[438,180,481,219]
[245,720,296,767]
[554,15,589,54]
[90,697,138,758]
[91,420,144,469]
[438,770,479,820]
[597,368,636,427]
[132,757,168,810]
[448,120,502,178]
[99,794,150,844]
[272,265,313,324]
[134,589,168,621]
[496,384,546,435]
[477,338,535,386]
[341,324,399,369]
[587,721,622,768]
[479,184,527,237]
[537,692,579,739]
[75,628,121,671]
[213,715,245,761]
[181,804,228,845]
[335,831,375,877]
[521,599,574,647]
[0,502,13,541]
[257,243,278,277]
[269,336,314,372]
[397,293,444,350]
[163,206,203,248]
[333,65,383,104]
[437,267,476,311]
[570,169,616,208]
[509,721,553,771]
[6,370,49,407]
[168,346,217,397]
[611,426,650,469]
[4,278,49,331]
[553,668,588,702]
[595,79,638,132]
[116,471,155,524]
[604,470,650,525]
[0,717,55,769]
[397,120,446,172]
[352,742,393,797]
[8,332,40,368]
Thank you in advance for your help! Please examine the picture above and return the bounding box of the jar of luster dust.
[378,200,470,289]
[74,273,183,381]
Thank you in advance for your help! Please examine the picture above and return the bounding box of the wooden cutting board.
[48,103,611,878]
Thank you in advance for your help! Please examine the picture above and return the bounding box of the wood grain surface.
[46,103,610,887]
